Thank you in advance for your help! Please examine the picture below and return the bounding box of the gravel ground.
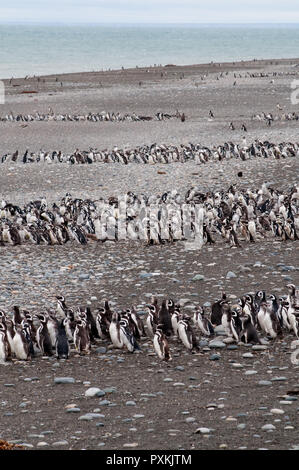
[0,59,298,452]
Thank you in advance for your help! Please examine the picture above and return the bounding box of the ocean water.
[0,23,299,79]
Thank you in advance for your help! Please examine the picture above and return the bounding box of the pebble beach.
[0,58,298,451]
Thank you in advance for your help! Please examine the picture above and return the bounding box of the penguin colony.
[0,284,298,362]
[0,111,181,123]
[251,112,299,123]
[1,140,298,164]
[0,183,298,246]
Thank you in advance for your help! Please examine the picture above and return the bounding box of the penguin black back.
[158,300,173,336]
[56,320,70,359]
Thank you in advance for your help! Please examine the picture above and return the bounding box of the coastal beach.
[0,56,298,451]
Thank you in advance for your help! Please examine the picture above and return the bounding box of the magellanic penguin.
[263,301,283,339]
[177,315,200,352]
[109,312,140,352]
[104,300,113,323]
[36,314,53,356]
[0,322,10,361]
[55,319,70,359]
[12,305,23,326]
[221,303,241,340]
[56,295,68,318]
[241,294,257,326]
[153,324,172,361]
[1,314,14,356]
[171,308,181,336]
[21,320,35,357]
[146,304,158,336]
[73,319,91,354]
[239,314,261,344]
[12,322,31,360]
[256,300,268,333]
[285,286,299,338]
[63,308,76,342]
[211,293,227,326]
[193,306,214,336]
[109,312,123,348]
[125,307,146,339]
[23,311,37,345]
[277,298,291,331]
[119,317,141,352]
[45,311,59,348]
[95,307,111,339]
[78,306,99,343]
[158,300,173,337]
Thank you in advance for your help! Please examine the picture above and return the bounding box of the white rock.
[85,387,103,397]
[195,427,211,434]
[261,424,276,431]
[270,409,284,415]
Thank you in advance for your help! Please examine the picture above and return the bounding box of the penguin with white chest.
[153,324,172,361]
[109,312,140,352]
[177,315,200,352]
[286,284,299,337]
[146,304,158,336]
[193,306,214,336]
[56,295,68,318]
[73,319,91,354]
[119,317,141,352]
[263,301,283,339]
[36,314,53,356]
[12,322,31,360]
[95,307,111,339]
[0,322,10,361]
[21,320,35,357]
[46,312,59,349]
[171,308,181,336]
[63,308,76,342]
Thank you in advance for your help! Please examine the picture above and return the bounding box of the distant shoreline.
[2,56,299,83]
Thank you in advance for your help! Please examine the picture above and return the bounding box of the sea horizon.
[1,23,299,79]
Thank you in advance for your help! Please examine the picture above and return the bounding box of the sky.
[0,0,299,24]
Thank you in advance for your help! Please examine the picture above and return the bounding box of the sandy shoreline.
[2,56,299,83]
[1,57,299,153]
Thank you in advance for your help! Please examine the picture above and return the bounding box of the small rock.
[36,442,49,447]
[270,409,284,414]
[226,271,237,279]
[123,442,139,448]
[186,417,196,423]
[242,353,254,358]
[85,388,106,398]
[54,377,75,384]
[261,424,276,431]
[210,353,221,361]
[66,408,81,413]
[52,440,69,446]
[195,427,211,434]
[191,274,205,282]
[209,340,226,349]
